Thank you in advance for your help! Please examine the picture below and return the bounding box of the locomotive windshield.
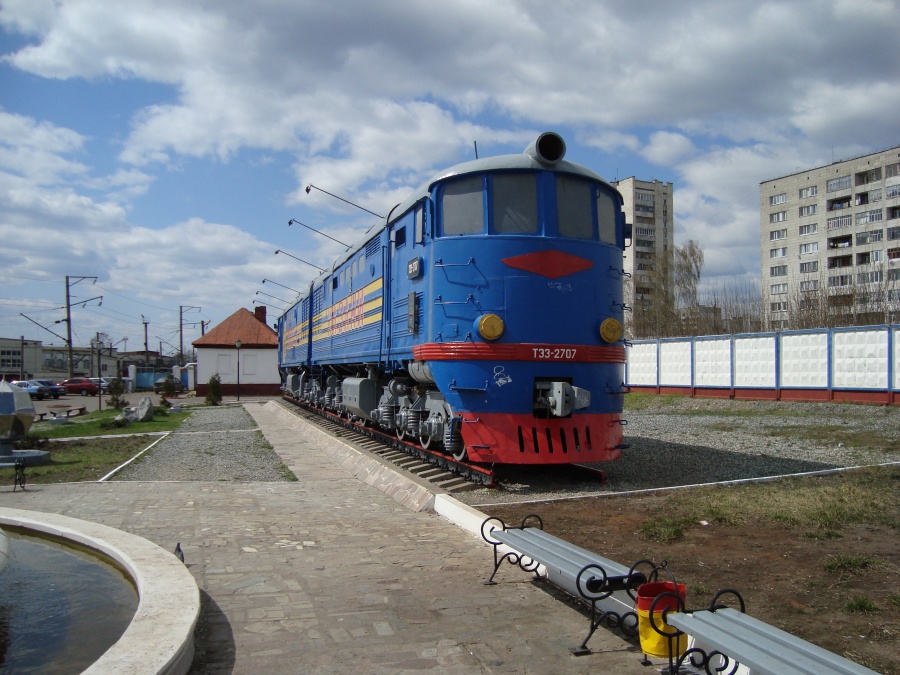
[437,171,620,245]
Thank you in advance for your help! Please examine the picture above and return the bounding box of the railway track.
[278,396,497,491]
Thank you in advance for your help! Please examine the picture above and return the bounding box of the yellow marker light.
[477,314,505,341]
[599,318,623,344]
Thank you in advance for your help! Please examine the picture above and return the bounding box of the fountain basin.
[0,508,199,674]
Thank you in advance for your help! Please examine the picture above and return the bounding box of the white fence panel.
[733,336,776,388]
[894,327,900,390]
[780,332,828,388]
[626,342,659,386]
[694,338,732,387]
[659,340,692,386]
[832,329,888,390]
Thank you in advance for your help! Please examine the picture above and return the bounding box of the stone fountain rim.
[0,507,199,675]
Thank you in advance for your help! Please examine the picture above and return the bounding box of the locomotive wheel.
[418,432,433,449]
[396,427,407,440]
[451,444,467,462]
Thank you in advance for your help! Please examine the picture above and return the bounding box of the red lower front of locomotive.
[457,411,624,465]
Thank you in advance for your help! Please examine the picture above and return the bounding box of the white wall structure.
[627,325,900,404]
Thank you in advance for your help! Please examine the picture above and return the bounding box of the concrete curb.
[0,508,200,675]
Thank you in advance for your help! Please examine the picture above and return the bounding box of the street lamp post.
[235,339,241,401]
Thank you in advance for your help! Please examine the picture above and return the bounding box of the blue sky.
[1,0,899,354]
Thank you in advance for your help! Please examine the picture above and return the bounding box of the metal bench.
[0,458,26,491]
[647,590,879,675]
[481,515,656,654]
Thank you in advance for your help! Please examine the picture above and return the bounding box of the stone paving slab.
[0,402,652,674]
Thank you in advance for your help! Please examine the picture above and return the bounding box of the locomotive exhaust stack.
[524,132,566,166]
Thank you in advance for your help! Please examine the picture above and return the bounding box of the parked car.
[89,377,110,394]
[11,380,52,400]
[153,375,185,395]
[60,377,99,395]
[35,379,67,399]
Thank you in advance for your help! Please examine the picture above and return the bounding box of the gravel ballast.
[113,404,295,482]
[111,399,900,506]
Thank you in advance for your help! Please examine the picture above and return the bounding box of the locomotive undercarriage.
[284,366,466,459]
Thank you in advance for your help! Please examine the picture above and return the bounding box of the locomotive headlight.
[599,318,623,344]
[476,313,505,341]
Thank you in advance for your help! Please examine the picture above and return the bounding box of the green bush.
[105,377,128,410]
[206,373,223,406]
[15,432,49,449]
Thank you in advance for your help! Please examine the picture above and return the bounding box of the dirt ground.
[488,473,899,675]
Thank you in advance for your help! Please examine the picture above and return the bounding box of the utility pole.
[19,336,24,380]
[142,315,149,366]
[66,276,73,377]
[179,305,200,366]
[64,275,99,377]
[96,333,102,411]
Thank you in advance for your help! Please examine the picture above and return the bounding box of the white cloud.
[641,132,696,166]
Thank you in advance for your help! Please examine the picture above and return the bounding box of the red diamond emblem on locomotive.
[501,250,594,279]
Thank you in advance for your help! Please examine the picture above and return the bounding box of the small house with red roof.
[193,306,280,397]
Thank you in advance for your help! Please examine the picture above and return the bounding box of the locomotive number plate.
[532,347,578,360]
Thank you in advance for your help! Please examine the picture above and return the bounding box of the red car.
[60,377,99,396]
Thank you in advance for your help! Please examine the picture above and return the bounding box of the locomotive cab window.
[492,173,538,234]
[557,175,594,240]
[596,189,618,245]
[393,225,407,249]
[440,176,484,235]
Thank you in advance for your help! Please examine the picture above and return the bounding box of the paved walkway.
[1,402,650,674]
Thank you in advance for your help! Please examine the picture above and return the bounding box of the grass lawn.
[15,407,192,484]
[30,407,190,439]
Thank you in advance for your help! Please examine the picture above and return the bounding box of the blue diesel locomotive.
[279,132,630,465]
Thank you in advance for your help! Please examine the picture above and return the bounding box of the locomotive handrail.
[433,294,475,306]
[448,379,489,392]
[434,257,475,267]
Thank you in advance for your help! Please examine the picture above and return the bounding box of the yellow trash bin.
[636,581,687,658]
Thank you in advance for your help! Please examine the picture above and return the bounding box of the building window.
[858,270,884,284]
[799,223,817,236]
[769,193,786,206]
[635,238,655,248]
[635,227,655,237]
[770,283,788,295]
[826,175,851,192]
[770,228,787,241]
[887,184,900,199]
[770,301,788,312]
[857,250,884,265]
[769,211,787,223]
[799,242,818,255]
[799,186,818,199]
[770,265,787,277]
[856,188,882,205]
[827,234,852,249]
[856,229,884,245]
[827,215,852,230]
[855,167,882,185]
[635,191,655,203]
[800,280,819,292]
[799,204,817,217]
[887,162,900,179]
[828,254,852,269]
[856,209,883,225]
[770,247,787,258]
[800,261,818,273]
[828,274,852,287]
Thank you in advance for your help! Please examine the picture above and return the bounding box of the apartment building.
[614,177,674,330]
[760,146,900,327]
